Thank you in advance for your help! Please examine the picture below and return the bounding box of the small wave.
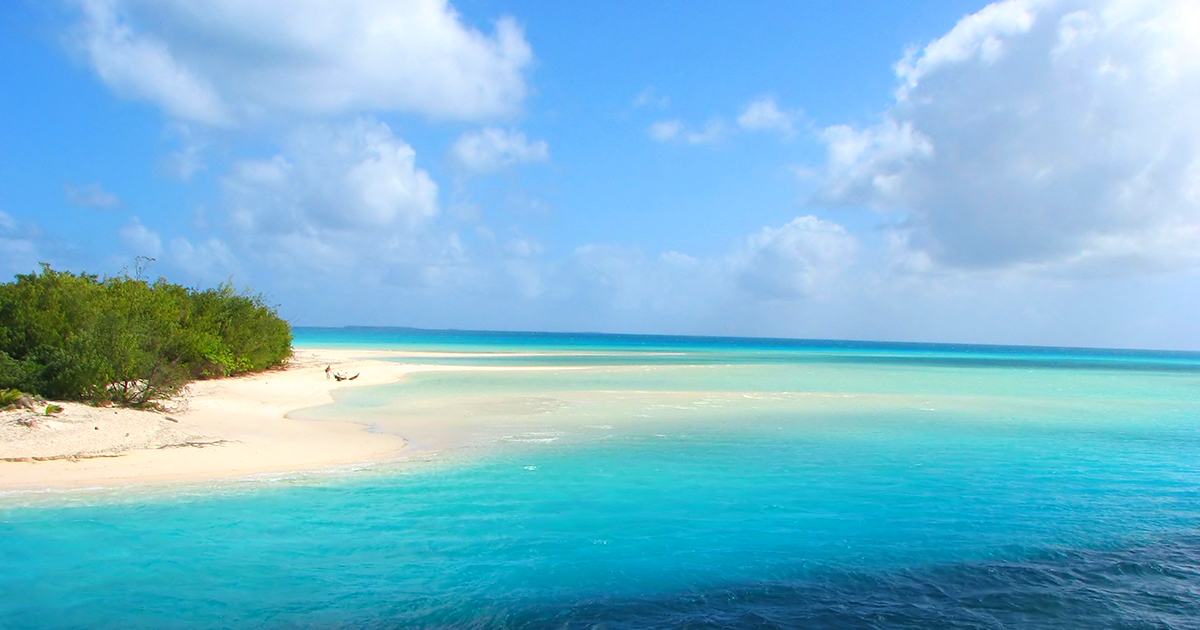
[498,432,562,444]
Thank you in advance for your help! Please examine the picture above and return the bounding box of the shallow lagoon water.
[4,328,1200,628]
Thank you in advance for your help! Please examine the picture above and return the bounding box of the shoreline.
[0,349,432,495]
[1,345,1057,498]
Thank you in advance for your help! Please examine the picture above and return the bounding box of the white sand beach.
[0,349,427,493]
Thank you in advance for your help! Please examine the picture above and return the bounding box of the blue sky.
[2,0,1200,349]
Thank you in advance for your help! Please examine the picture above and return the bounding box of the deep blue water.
[4,327,1200,629]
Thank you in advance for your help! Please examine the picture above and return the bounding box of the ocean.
[3,327,1200,629]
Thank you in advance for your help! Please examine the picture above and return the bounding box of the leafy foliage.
[0,388,26,410]
[0,264,292,407]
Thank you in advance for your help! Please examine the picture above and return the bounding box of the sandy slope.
[0,349,416,493]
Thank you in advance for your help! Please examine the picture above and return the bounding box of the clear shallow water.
[4,327,1200,629]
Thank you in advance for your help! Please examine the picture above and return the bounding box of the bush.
[0,264,292,407]
[0,388,26,410]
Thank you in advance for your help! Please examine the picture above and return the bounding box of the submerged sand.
[0,347,971,495]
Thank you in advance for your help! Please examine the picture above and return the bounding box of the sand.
[0,349,430,494]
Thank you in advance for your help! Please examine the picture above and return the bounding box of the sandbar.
[0,349,466,494]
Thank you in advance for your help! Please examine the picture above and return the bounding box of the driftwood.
[333,373,360,382]
[156,439,233,450]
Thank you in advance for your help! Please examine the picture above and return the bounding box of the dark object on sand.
[333,373,360,382]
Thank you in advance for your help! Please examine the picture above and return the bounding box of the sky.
[2,0,1200,349]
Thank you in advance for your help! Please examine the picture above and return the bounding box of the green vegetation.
[0,264,292,408]
[0,388,27,410]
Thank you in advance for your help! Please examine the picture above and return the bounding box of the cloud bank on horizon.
[3,0,1199,349]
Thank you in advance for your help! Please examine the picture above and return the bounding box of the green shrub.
[0,264,292,407]
[0,388,25,410]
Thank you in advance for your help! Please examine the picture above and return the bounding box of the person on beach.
[325,365,331,380]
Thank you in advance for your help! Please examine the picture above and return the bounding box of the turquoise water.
[4,327,1200,628]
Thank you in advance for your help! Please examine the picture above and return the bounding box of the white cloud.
[226,118,438,238]
[567,243,708,316]
[648,118,726,145]
[543,212,1200,348]
[817,119,933,203]
[894,0,1039,97]
[72,0,533,125]
[165,145,206,181]
[728,216,858,298]
[167,237,240,285]
[736,96,799,138]
[450,128,549,174]
[648,119,683,142]
[117,219,242,285]
[502,236,544,298]
[813,0,1200,271]
[75,1,230,124]
[505,236,542,258]
[218,118,468,290]
[649,96,799,146]
[64,182,122,208]
[566,216,857,310]
[118,218,162,257]
[632,86,670,109]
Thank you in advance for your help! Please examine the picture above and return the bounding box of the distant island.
[0,264,292,409]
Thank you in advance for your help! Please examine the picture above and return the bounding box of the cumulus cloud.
[64,182,121,208]
[648,118,726,145]
[72,0,533,125]
[118,218,162,257]
[450,128,549,175]
[737,96,799,138]
[116,218,243,285]
[167,237,240,285]
[218,118,468,289]
[566,216,858,311]
[226,119,438,238]
[648,96,800,146]
[814,0,1200,271]
[729,216,858,298]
